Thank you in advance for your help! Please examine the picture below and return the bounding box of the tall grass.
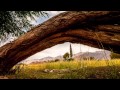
[24,59,120,69]
[9,59,120,79]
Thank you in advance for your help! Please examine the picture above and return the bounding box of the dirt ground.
[0,76,9,79]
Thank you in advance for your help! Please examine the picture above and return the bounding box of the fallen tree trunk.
[0,11,120,73]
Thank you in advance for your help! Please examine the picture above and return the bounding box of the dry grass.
[8,59,120,79]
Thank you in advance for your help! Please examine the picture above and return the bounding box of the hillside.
[21,50,111,64]
[73,51,111,60]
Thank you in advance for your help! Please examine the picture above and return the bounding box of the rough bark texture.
[0,11,120,73]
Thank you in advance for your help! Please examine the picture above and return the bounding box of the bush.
[68,58,74,61]
[89,57,95,60]
[63,52,69,60]
[54,59,60,62]
[83,57,88,60]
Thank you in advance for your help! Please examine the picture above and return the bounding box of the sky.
[25,11,102,61]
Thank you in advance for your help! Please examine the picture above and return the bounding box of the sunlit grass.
[24,59,120,70]
[9,59,120,79]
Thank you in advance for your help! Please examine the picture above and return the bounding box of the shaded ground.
[0,76,9,79]
[6,66,120,79]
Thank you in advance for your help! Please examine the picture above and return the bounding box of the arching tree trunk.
[0,11,120,74]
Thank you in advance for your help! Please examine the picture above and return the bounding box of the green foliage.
[63,44,74,61]
[70,44,73,58]
[0,11,48,41]
[82,57,95,60]
[63,52,69,60]
[83,57,88,60]
[54,59,60,62]
[110,52,120,59]
[89,57,95,60]
[68,58,74,61]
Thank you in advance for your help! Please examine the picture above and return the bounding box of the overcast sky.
[25,11,102,61]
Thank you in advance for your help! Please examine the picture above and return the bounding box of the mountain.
[22,50,111,64]
[39,56,54,61]
[38,56,64,61]
[54,55,64,60]
[73,52,83,58]
[73,50,111,60]
[22,56,64,64]
[20,56,54,64]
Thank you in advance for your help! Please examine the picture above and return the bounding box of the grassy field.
[7,59,120,79]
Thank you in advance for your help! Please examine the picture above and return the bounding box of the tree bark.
[0,11,120,73]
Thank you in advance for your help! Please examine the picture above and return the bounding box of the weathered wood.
[0,11,120,73]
